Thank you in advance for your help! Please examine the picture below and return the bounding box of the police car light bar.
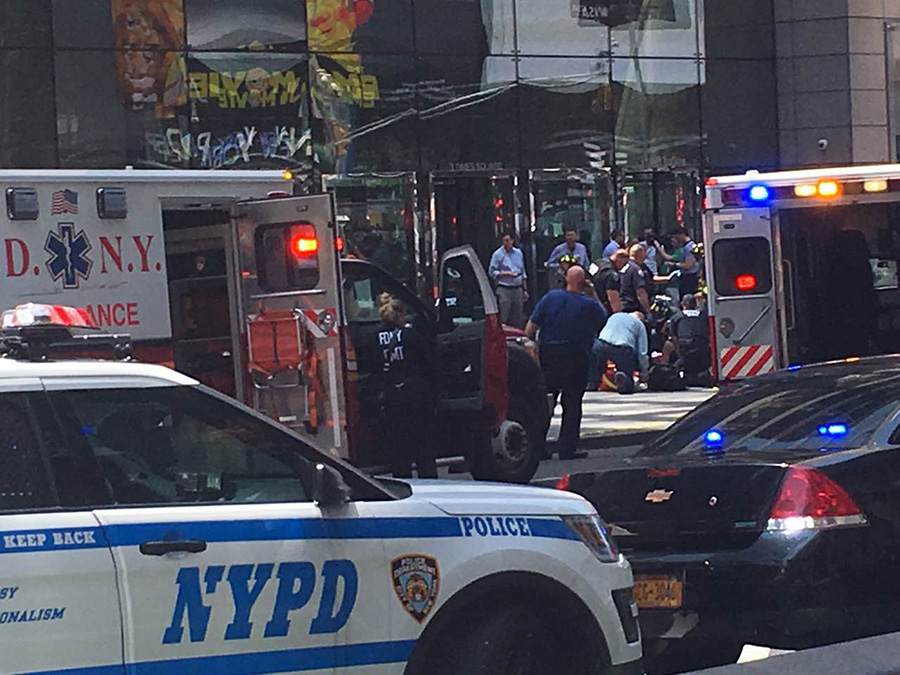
[1,303,95,330]
[0,303,132,362]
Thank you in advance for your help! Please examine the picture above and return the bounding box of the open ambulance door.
[706,208,782,381]
[436,246,508,438]
[232,194,349,459]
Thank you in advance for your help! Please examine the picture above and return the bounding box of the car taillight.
[767,467,867,532]
[555,474,571,491]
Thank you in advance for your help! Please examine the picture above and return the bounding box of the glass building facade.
[0,0,777,295]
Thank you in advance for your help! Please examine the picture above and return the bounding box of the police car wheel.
[452,605,553,675]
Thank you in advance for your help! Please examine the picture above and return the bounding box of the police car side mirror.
[311,462,351,508]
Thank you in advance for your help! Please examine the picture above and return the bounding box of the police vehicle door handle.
[139,539,207,556]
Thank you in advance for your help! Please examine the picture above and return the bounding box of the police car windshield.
[642,371,900,457]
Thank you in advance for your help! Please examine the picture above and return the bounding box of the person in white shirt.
[489,231,528,328]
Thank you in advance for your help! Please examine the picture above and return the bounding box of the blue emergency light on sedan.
[818,423,849,437]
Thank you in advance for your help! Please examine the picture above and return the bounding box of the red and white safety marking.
[720,344,775,379]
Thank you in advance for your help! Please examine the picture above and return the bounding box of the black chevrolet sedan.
[558,357,900,674]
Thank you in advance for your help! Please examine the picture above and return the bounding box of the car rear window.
[643,371,900,457]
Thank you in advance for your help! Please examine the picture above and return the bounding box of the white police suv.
[0,304,642,675]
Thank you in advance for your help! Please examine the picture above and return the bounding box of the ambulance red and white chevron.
[720,344,775,380]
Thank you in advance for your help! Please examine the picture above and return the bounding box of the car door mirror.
[311,462,352,507]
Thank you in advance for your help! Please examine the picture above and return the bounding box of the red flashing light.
[2,303,96,329]
[735,274,757,291]
[555,474,572,491]
[293,236,319,255]
[335,236,345,253]
[706,177,718,186]
[769,467,861,520]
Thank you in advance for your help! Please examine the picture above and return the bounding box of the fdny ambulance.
[0,307,642,675]
[0,170,548,483]
[704,164,900,381]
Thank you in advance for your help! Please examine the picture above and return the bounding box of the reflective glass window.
[611,57,701,169]
[418,55,518,171]
[519,57,612,169]
[307,0,413,55]
[1,0,52,48]
[186,0,306,51]
[515,0,610,57]
[414,0,512,55]
[609,0,703,60]
[704,0,774,60]
[312,54,417,173]
[0,50,57,168]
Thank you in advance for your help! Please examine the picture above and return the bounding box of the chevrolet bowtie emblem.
[645,489,674,504]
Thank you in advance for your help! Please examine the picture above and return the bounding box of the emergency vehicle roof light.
[864,180,888,193]
[0,303,132,362]
[794,184,818,197]
[748,185,770,202]
[818,181,840,197]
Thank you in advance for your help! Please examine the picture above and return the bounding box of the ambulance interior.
[778,202,900,365]
[162,205,239,399]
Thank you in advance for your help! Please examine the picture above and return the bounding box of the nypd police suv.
[0,303,641,675]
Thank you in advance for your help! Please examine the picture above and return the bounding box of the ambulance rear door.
[706,207,781,381]
[233,195,348,458]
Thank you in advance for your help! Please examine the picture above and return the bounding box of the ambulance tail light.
[735,274,757,292]
[292,235,319,256]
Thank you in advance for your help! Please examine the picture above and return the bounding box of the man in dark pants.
[525,266,605,459]
[593,311,649,394]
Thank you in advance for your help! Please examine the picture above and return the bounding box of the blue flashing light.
[748,185,771,202]
[704,430,724,445]
[818,423,849,438]
[787,364,802,371]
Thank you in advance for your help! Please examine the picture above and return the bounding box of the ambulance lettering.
[459,516,532,537]
[163,560,358,645]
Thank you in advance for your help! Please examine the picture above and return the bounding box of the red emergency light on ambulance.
[704,163,900,381]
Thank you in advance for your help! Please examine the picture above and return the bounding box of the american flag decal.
[51,189,78,215]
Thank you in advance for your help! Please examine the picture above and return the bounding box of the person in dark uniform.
[374,293,438,479]
[525,266,606,459]
[666,293,711,385]
[619,245,651,315]
[595,250,626,314]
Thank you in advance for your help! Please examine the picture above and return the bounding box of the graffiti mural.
[145,125,311,169]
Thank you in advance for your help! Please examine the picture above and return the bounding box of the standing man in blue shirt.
[546,226,590,270]
[525,266,606,459]
[602,228,626,259]
[489,231,528,328]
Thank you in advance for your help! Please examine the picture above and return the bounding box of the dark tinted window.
[0,394,56,510]
[713,237,772,296]
[54,386,312,506]
[644,371,900,457]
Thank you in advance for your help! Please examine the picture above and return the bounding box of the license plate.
[633,575,683,609]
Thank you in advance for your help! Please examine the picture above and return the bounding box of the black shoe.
[615,371,634,394]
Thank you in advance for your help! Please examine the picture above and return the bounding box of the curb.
[547,428,663,452]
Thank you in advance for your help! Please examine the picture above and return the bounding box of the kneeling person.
[593,311,649,394]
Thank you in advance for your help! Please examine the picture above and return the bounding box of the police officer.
[374,293,438,479]
[668,293,711,386]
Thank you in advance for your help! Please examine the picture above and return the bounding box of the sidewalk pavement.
[547,387,718,448]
